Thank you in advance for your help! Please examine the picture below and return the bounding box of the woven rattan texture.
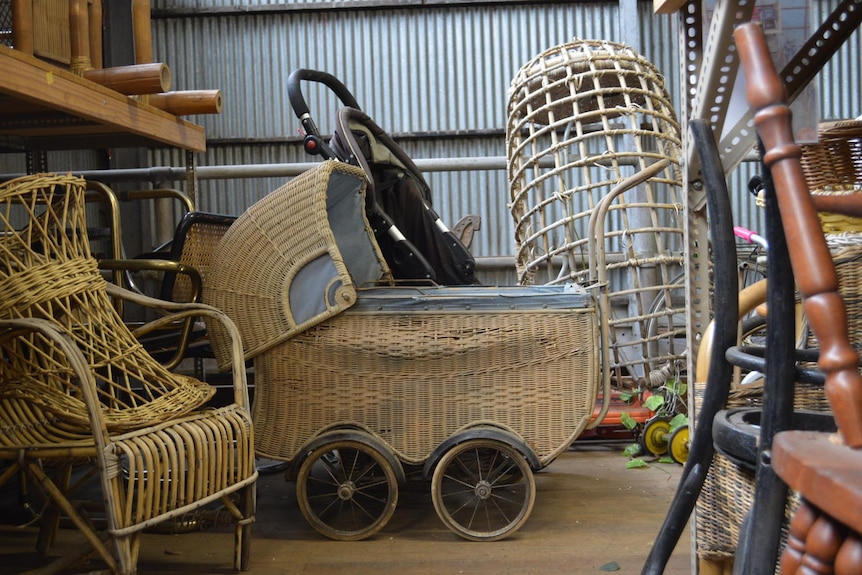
[802,120,862,233]
[172,219,233,303]
[692,381,825,561]
[800,120,862,192]
[506,39,685,391]
[695,453,798,561]
[205,160,367,368]
[0,174,213,431]
[803,240,862,352]
[0,173,257,574]
[252,306,599,467]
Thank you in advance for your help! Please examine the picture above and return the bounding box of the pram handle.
[287,69,361,135]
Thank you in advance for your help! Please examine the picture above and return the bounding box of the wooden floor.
[0,441,692,575]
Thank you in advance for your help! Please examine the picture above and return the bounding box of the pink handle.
[734,226,767,248]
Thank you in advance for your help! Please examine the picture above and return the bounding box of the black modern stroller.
[287,69,478,286]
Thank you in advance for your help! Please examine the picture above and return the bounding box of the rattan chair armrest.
[0,318,113,445]
[100,258,204,370]
[104,283,251,409]
[99,258,203,301]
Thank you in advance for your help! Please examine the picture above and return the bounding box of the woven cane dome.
[507,39,685,389]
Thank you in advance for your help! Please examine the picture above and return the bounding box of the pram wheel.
[296,438,399,541]
[431,438,535,541]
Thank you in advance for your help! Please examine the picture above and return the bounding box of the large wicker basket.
[252,285,600,468]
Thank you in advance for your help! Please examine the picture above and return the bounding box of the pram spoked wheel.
[431,438,536,541]
[296,435,399,541]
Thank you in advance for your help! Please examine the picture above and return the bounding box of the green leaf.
[620,411,637,430]
[665,378,683,395]
[643,395,665,411]
[623,443,642,457]
[669,413,689,431]
[658,456,676,464]
[599,561,621,571]
[626,458,648,469]
[619,391,633,403]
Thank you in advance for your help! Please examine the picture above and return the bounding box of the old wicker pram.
[204,160,600,542]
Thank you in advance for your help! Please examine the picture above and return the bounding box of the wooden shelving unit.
[0,44,206,154]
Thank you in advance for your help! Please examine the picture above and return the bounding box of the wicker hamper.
[693,382,827,564]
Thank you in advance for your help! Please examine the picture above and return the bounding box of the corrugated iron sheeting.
[3,1,857,264]
[151,5,636,139]
[148,2,682,259]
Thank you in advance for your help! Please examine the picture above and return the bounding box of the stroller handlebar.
[287,69,362,134]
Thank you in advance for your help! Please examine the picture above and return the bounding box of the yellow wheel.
[640,416,671,456]
[668,425,690,464]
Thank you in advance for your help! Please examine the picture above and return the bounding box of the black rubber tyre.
[296,439,398,541]
[431,438,535,541]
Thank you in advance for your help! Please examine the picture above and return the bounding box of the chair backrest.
[735,21,862,575]
[161,211,237,303]
[0,173,214,432]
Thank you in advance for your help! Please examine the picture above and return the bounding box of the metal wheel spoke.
[487,459,518,485]
[431,438,536,541]
[442,470,478,491]
[454,454,479,482]
[488,487,526,508]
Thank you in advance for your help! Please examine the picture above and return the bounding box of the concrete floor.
[0,441,692,575]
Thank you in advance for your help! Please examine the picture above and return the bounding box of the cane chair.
[734,22,862,575]
[108,210,239,371]
[0,173,257,574]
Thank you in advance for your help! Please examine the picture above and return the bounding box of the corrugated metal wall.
[147,0,683,280]
[145,1,858,265]
[2,1,858,279]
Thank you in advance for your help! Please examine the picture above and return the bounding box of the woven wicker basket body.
[252,285,600,468]
[693,382,827,562]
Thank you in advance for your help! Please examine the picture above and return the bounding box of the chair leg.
[233,484,256,571]
[26,461,120,573]
[35,463,72,554]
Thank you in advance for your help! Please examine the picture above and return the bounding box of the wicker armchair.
[0,173,257,574]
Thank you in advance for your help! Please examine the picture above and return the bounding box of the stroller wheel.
[431,438,535,541]
[296,438,398,541]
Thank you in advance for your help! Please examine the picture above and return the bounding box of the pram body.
[204,160,601,542]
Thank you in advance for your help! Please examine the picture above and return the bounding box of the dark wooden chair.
[735,22,862,575]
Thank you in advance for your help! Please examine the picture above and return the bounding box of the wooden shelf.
[0,45,206,153]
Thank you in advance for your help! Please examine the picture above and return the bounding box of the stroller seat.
[331,106,479,286]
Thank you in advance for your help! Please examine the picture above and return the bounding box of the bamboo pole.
[88,0,102,69]
[83,62,171,94]
[69,0,92,73]
[11,0,34,55]
[147,90,223,116]
[131,0,152,64]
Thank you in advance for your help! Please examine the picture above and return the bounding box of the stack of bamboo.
[10,0,221,116]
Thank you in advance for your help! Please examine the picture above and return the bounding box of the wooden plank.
[0,45,206,151]
[653,0,687,14]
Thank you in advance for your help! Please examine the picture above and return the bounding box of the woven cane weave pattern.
[0,173,257,573]
[799,120,862,193]
[253,306,599,467]
[695,453,798,561]
[692,380,823,561]
[0,174,214,431]
[171,219,233,303]
[205,160,374,368]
